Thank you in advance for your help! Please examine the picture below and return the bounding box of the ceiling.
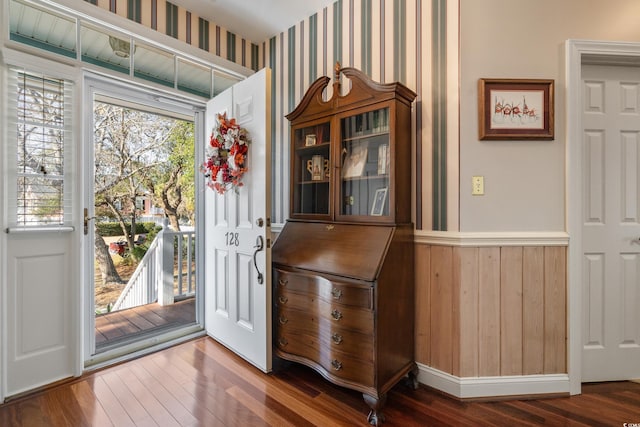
[171,0,336,43]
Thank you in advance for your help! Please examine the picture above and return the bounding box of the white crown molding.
[414,230,569,247]
[417,363,570,399]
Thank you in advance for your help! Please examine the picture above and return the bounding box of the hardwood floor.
[1,337,640,426]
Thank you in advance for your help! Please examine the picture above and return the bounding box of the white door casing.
[204,68,272,372]
[581,64,640,382]
[83,74,203,364]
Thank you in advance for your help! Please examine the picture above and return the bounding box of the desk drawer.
[275,268,373,310]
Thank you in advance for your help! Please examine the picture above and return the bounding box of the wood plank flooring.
[1,336,640,426]
[95,298,195,350]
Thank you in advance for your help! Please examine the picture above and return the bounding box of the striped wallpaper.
[86,0,261,71]
[264,0,445,229]
[84,0,449,230]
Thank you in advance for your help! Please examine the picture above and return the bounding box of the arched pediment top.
[285,76,331,122]
[286,63,417,124]
[337,67,417,106]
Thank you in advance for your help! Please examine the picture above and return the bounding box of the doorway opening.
[84,76,204,364]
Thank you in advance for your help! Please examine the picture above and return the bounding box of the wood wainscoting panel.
[523,246,545,375]
[413,242,567,382]
[478,247,501,376]
[500,247,524,376]
[430,246,454,374]
[415,244,432,366]
[544,246,567,373]
[454,247,479,377]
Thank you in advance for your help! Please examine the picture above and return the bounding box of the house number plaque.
[225,232,240,246]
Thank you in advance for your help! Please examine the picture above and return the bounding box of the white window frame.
[2,49,81,234]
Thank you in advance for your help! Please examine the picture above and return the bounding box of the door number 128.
[225,232,240,246]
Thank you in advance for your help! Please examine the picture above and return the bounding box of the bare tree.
[92,101,194,288]
[93,101,174,239]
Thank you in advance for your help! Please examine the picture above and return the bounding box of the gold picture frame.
[478,78,554,140]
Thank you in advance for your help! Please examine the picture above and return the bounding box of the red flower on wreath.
[200,113,251,194]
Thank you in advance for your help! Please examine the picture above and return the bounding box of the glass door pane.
[340,108,390,218]
[91,96,197,356]
[292,122,331,216]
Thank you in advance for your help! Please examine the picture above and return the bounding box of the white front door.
[582,64,640,381]
[204,68,272,372]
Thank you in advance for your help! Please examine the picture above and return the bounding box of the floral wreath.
[201,113,250,194]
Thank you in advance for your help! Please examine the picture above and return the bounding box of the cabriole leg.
[363,393,387,426]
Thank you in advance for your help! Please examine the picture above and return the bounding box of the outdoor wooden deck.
[95,298,196,349]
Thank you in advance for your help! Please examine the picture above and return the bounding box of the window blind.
[6,67,73,229]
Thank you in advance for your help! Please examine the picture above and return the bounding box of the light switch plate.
[472,176,484,195]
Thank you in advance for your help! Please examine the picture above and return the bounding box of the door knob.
[83,208,96,235]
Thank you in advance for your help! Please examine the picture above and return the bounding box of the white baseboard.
[417,363,571,399]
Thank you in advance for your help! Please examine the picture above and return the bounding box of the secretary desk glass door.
[339,107,391,219]
[291,121,331,217]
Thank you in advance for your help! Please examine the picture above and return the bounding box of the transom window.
[9,0,243,98]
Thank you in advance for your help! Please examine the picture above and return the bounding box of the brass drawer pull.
[279,316,288,325]
[331,309,343,321]
[331,333,343,344]
[331,288,342,300]
[278,337,288,347]
[278,278,288,287]
[331,359,343,371]
[278,296,288,304]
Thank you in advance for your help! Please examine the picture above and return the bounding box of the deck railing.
[112,221,196,311]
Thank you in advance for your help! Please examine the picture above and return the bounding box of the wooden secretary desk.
[271,64,417,426]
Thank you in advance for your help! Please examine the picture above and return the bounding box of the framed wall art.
[478,78,554,140]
